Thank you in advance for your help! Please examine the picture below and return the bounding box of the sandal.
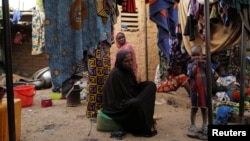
[110,128,127,140]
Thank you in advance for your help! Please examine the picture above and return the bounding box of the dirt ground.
[19,87,204,141]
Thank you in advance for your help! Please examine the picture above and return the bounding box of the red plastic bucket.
[14,85,35,107]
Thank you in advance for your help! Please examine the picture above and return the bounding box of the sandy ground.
[19,87,204,141]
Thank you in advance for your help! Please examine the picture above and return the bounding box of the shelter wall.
[11,35,48,77]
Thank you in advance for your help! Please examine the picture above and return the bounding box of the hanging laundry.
[210,3,220,24]
[219,0,250,33]
[149,0,179,60]
[32,9,45,55]
[121,0,137,13]
[69,0,87,30]
[12,9,22,24]
[106,0,119,25]
[44,0,112,94]
[86,44,111,118]
[219,1,231,27]
[183,0,200,41]
[96,0,108,24]
[179,0,242,54]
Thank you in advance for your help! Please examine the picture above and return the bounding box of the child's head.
[215,66,226,76]
[191,45,203,61]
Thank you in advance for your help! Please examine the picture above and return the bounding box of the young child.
[187,45,208,140]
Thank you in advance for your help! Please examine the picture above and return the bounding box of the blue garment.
[214,106,232,125]
[12,9,22,24]
[149,0,178,59]
[44,0,112,89]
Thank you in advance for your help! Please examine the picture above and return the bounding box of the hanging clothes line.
[179,0,242,55]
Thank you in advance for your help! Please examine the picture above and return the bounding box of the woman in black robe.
[102,49,157,137]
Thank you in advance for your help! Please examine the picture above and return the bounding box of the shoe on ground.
[187,125,198,137]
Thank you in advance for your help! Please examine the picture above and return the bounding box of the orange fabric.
[157,74,188,92]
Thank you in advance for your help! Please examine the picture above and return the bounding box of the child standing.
[187,45,208,140]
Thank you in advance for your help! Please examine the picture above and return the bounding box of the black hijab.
[102,50,157,136]
[114,49,135,76]
[102,49,138,111]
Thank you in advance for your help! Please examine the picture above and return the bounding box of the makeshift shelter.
[149,0,250,125]
[2,0,250,140]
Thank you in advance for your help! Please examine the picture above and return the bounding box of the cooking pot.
[32,67,52,89]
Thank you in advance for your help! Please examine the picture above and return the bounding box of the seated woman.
[102,49,157,138]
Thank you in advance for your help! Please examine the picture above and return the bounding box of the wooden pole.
[144,1,149,81]
[2,0,16,140]
[204,0,213,125]
[239,22,246,124]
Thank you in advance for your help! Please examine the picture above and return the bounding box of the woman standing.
[112,31,140,82]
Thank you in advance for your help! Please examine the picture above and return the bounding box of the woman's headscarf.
[113,31,138,76]
[115,31,125,49]
[115,49,134,75]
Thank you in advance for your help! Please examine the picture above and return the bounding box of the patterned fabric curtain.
[149,0,179,60]
[43,0,112,90]
[32,9,45,55]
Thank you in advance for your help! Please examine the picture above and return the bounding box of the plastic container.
[14,85,35,107]
[0,98,21,141]
[49,93,62,100]
[96,108,120,132]
[41,98,52,108]
[0,87,6,104]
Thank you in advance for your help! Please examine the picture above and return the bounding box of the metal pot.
[39,70,52,88]
[32,67,52,89]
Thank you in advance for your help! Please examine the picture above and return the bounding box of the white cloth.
[216,75,239,87]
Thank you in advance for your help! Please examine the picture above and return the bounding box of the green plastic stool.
[96,108,120,132]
